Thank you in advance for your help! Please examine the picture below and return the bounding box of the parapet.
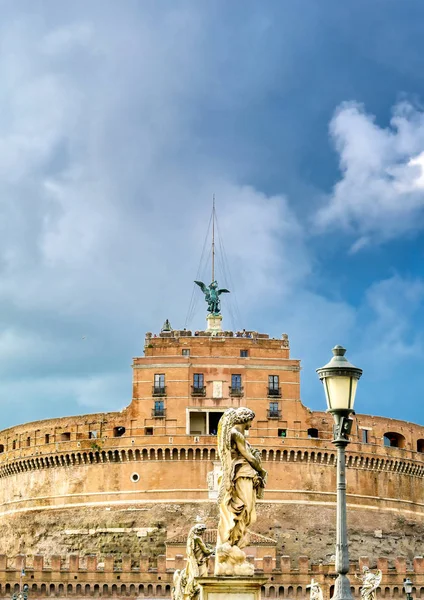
[1,554,423,575]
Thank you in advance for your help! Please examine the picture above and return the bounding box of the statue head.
[210,280,218,289]
[362,566,370,573]
[234,407,255,431]
[193,523,207,535]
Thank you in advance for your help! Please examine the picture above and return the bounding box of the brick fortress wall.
[1,553,424,600]
[0,328,423,592]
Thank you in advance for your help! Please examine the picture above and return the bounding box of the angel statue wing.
[194,281,209,294]
[216,409,238,503]
[218,288,230,295]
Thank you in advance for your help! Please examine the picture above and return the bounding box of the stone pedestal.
[197,576,267,600]
[206,314,223,333]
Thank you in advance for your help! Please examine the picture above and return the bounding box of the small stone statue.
[355,566,382,600]
[194,280,230,316]
[172,523,214,600]
[214,407,267,576]
[307,579,324,600]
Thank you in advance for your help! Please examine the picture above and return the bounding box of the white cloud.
[316,101,424,249]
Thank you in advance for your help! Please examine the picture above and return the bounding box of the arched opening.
[269,586,276,598]
[157,448,163,460]
[187,448,194,460]
[417,439,424,453]
[58,583,64,595]
[165,448,171,460]
[49,583,56,596]
[85,584,91,596]
[278,587,284,598]
[93,584,100,597]
[0,444,4,453]
[210,449,216,460]
[383,432,406,448]
[67,584,73,595]
[102,584,109,596]
[172,448,178,460]
[308,428,319,438]
[148,585,154,596]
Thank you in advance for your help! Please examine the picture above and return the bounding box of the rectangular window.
[231,374,242,390]
[182,349,190,356]
[89,430,98,439]
[45,434,50,444]
[269,402,279,413]
[154,374,165,387]
[153,400,165,417]
[145,427,153,435]
[278,428,287,438]
[240,350,248,358]
[153,374,166,395]
[269,375,279,389]
[362,429,369,444]
[60,432,71,441]
[193,373,204,388]
[26,437,31,447]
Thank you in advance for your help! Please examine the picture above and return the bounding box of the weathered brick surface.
[0,329,423,597]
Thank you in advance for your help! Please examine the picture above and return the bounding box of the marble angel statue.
[214,407,267,576]
[355,566,382,600]
[172,522,213,600]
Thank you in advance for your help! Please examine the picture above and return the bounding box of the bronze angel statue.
[194,280,230,316]
[214,407,267,576]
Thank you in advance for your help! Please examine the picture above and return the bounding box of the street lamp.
[316,346,362,600]
[404,578,413,600]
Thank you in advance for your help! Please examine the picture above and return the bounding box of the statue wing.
[217,288,230,295]
[194,281,208,294]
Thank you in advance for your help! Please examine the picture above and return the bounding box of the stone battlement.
[0,554,424,600]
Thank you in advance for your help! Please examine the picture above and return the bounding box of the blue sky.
[1,0,424,427]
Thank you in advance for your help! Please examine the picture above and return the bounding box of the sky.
[1,0,424,427]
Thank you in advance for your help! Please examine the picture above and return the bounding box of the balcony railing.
[152,408,166,418]
[268,387,281,397]
[152,386,166,396]
[267,409,281,419]
[229,386,244,397]
[191,386,206,397]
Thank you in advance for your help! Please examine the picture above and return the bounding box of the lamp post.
[316,346,362,600]
[404,578,413,600]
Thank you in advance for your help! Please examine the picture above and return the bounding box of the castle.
[1,315,424,599]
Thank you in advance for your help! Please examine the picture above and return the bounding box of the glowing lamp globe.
[316,346,362,413]
[404,579,413,595]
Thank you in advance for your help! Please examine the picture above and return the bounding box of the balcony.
[191,386,206,397]
[229,386,244,397]
[267,387,281,398]
[152,386,166,397]
[267,409,281,420]
[152,408,166,418]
